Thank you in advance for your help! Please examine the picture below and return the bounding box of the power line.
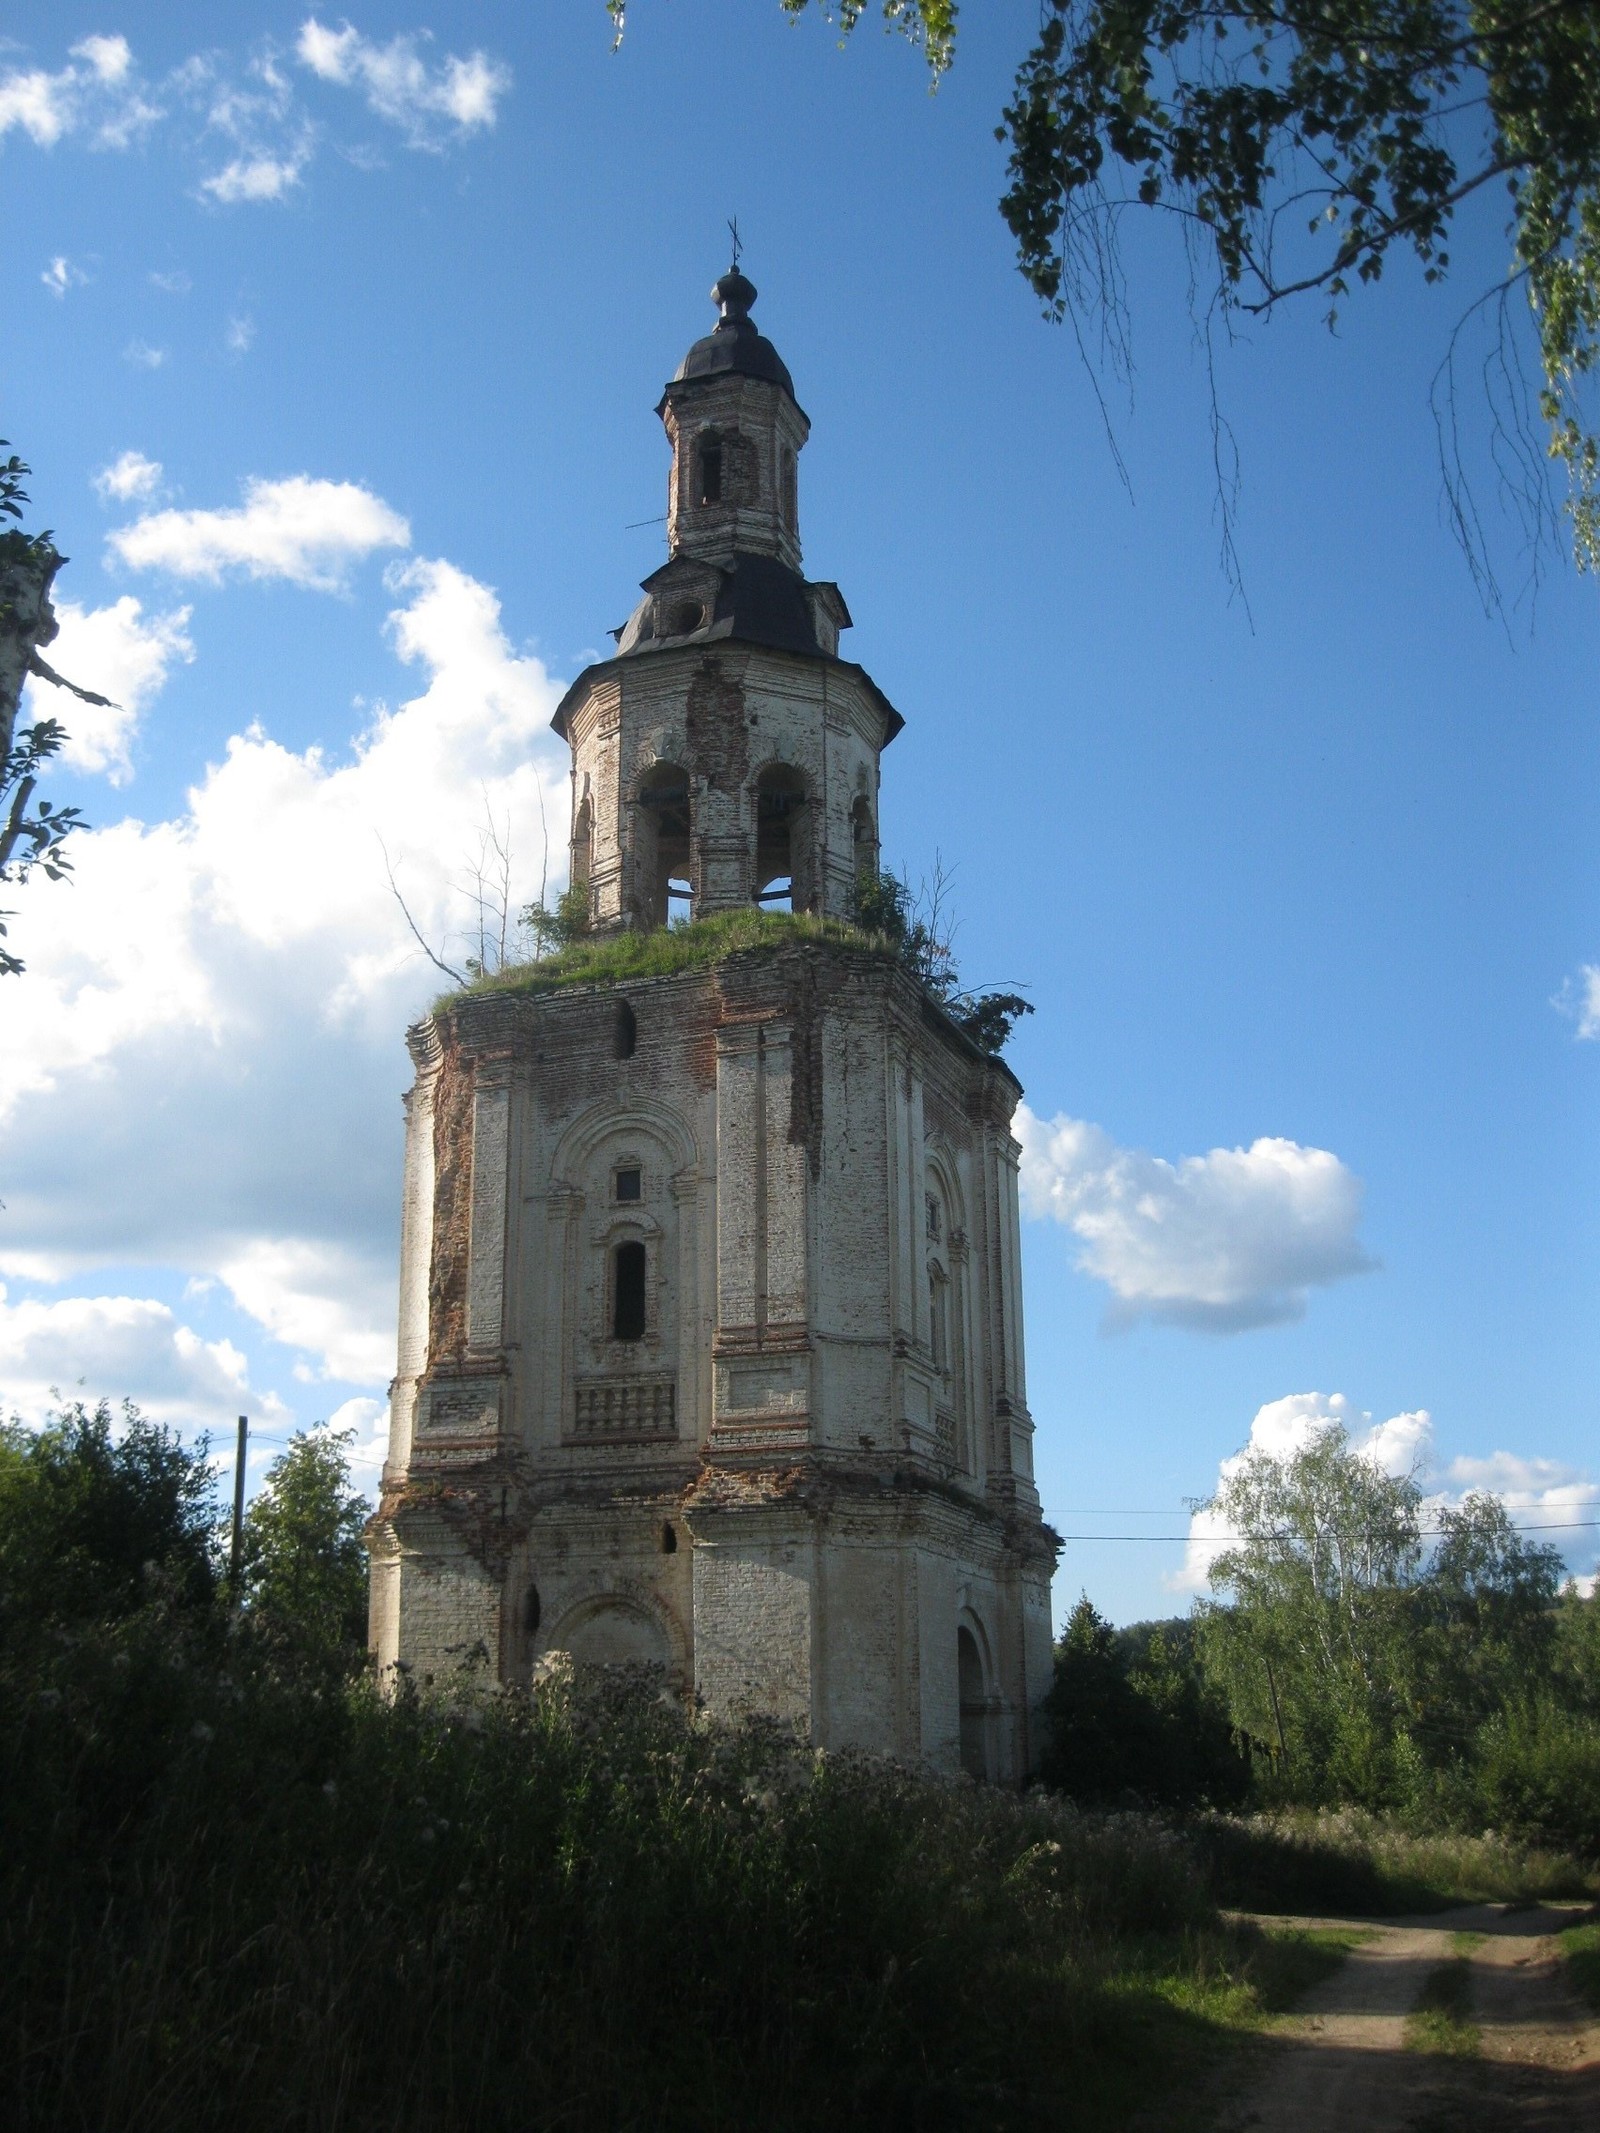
[1057,1518,1600,1542]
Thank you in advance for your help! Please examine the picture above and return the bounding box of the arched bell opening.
[635,763,693,930]
[753,764,810,913]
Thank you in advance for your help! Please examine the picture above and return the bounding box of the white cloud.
[1016,1108,1371,1331]
[0,1281,259,1433]
[123,339,167,369]
[296,17,511,146]
[199,142,310,203]
[1172,1394,1597,1593]
[1555,963,1600,1040]
[226,312,256,355]
[24,595,193,782]
[94,449,164,504]
[108,474,410,591]
[71,35,134,88]
[41,254,87,298]
[218,1239,395,1383]
[0,38,159,152]
[149,268,192,294]
[0,556,568,1390]
[0,66,78,148]
[3,28,506,197]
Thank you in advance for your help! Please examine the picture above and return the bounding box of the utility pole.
[229,1413,248,1596]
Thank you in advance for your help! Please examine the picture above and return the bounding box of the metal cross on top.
[727,216,742,270]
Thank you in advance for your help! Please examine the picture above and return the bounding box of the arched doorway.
[957,1624,990,1780]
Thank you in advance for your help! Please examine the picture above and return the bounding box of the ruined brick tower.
[368,268,1058,1777]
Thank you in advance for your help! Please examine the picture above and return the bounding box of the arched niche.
[850,792,879,882]
[547,1592,674,1675]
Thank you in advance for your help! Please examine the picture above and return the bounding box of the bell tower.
[370,267,1059,1780]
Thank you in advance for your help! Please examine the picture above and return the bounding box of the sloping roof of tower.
[669,268,795,398]
[550,630,904,744]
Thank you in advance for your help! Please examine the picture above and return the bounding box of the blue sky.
[3,3,1597,1624]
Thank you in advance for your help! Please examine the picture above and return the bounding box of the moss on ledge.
[435,908,895,1012]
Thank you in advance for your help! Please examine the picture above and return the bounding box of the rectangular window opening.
[699,445,723,505]
[615,1167,641,1203]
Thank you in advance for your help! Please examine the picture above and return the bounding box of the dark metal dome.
[673,269,795,396]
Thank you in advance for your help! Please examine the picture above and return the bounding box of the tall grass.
[1193,1806,1599,1916]
[3,1626,1312,2132]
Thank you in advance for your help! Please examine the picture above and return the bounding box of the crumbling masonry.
[368,270,1059,1777]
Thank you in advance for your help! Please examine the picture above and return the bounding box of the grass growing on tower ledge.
[436,908,899,1011]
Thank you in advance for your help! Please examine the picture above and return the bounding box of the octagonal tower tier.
[554,270,901,931]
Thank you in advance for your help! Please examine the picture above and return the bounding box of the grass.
[4,1626,1365,2133]
[439,907,895,1008]
[1405,1959,1480,2056]
[1193,1807,1600,1916]
[1562,1918,1600,2011]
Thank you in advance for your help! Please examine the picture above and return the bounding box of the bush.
[1471,1698,1600,1849]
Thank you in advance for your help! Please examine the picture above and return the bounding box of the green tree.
[1196,1425,1423,1803]
[1037,1596,1247,1805]
[240,1425,371,1676]
[0,1400,218,1641]
[1412,1491,1564,1756]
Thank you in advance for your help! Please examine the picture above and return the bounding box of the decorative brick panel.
[569,1377,677,1443]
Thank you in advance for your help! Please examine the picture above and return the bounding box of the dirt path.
[1220,1903,1600,2133]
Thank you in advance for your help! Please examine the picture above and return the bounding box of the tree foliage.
[745,3,1600,578]
[240,1425,372,1678]
[0,1400,219,1634]
[1038,1595,1249,1807]
[0,445,105,976]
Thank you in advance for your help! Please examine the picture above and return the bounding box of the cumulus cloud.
[1555,963,1600,1040]
[1172,1393,1433,1591]
[218,1239,397,1384]
[41,254,87,298]
[0,1281,267,1433]
[94,449,164,504]
[0,556,568,1390]
[23,596,193,782]
[1016,1108,1371,1331]
[108,475,410,591]
[296,17,511,146]
[1172,1393,1596,1593]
